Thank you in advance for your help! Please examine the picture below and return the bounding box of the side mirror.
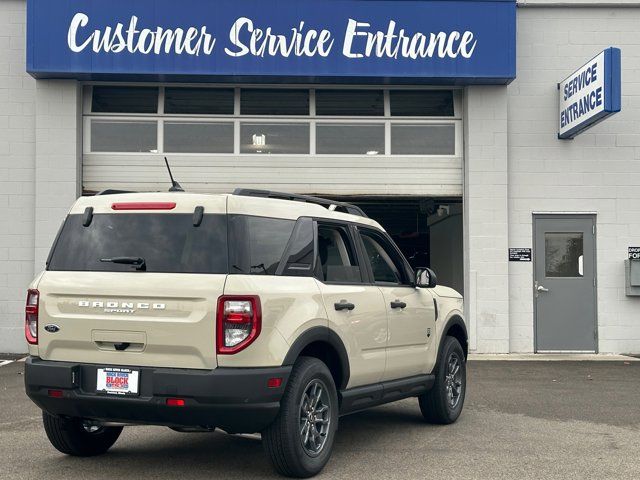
[415,267,437,288]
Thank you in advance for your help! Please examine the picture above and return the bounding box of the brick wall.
[508,6,640,353]
[0,0,35,353]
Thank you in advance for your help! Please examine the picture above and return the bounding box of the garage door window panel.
[164,88,234,115]
[164,122,234,153]
[91,86,159,114]
[391,124,456,155]
[90,120,157,153]
[240,123,310,154]
[316,123,385,155]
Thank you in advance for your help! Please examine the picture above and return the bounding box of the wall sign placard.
[26,0,516,84]
[558,47,621,139]
[629,247,640,260]
[509,248,532,262]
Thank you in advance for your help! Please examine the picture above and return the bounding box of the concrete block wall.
[34,80,81,272]
[0,0,35,353]
[464,86,510,353]
[508,6,640,353]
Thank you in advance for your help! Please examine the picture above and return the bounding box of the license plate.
[96,367,139,396]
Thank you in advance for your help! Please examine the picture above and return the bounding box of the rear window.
[47,214,228,274]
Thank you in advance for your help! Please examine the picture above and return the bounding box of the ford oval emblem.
[44,324,60,333]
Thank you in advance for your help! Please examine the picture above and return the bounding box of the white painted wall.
[0,0,35,353]
[464,86,510,353]
[508,6,640,353]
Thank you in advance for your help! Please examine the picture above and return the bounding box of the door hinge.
[592,225,595,235]
[594,277,596,288]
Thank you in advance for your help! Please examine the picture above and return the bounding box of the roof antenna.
[164,157,184,192]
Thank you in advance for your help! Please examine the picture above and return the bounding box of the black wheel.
[262,356,338,478]
[419,336,466,424]
[42,412,123,456]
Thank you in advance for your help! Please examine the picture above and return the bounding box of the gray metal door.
[533,215,597,352]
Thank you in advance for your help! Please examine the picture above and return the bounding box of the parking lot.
[1,359,638,480]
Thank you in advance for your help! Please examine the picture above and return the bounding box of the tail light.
[216,296,261,354]
[25,289,39,345]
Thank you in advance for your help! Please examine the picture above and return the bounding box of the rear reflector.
[111,202,176,211]
[48,389,63,398]
[267,378,283,388]
[166,398,185,407]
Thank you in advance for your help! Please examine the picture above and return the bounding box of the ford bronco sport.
[24,188,467,478]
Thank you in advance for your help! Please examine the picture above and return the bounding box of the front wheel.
[262,356,338,478]
[42,412,123,456]
[419,336,466,424]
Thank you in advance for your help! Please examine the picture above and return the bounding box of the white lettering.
[66,14,477,62]
[344,19,476,60]
[226,17,333,58]
[67,13,93,52]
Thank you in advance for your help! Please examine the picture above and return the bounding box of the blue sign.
[27,0,516,84]
[558,47,621,139]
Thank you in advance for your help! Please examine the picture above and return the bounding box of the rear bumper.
[24,357,291,433]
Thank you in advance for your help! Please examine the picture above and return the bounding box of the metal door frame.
[532,213,598,353]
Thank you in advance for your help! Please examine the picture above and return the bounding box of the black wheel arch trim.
[282,326,350,390]
[438,315,468,362]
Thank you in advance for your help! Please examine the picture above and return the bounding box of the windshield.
[47,213,228,274]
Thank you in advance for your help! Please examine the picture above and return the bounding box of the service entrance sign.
[558,47,621,139]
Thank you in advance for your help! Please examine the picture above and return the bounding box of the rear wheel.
[262,357,338,478]
[42,412,123,456]
[419,336,466,424]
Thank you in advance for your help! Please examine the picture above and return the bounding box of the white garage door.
[82,86,463,196]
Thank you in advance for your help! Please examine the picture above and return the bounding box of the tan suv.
[24,188,467,478]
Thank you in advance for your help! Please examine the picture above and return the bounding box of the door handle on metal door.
[334,301,355,311]
[390,300,407,309]
[537,285,549,293]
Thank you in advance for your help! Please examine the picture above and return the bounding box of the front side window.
[316,224,361,283]
[48,213,228,274]
[359,230,407,284]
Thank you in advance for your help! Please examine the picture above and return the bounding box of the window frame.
[313,220,366,285]
[354,226,415,287]
[83,84,463,157]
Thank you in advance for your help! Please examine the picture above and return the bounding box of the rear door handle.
[334,301,355,311]
[390,301,407,309]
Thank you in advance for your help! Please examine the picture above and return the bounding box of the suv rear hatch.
[36,194,228,370]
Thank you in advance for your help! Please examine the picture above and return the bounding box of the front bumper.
[24,357,291,433]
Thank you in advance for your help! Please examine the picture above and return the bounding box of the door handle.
[537,285,549,293]
[390,300,407,309]
[334,300,355,311]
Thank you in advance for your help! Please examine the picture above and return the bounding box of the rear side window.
[316,225,361,283]
[228,215,296,275]
[47,214,228,274]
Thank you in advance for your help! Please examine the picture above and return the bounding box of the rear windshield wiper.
[100,257,146,271]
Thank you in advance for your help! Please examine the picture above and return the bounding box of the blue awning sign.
[27,0,516,84]
[558,47,621,139]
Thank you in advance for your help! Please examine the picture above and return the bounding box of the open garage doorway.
[329,196,464,295]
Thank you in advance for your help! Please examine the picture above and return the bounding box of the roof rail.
[232,188,368,218]
[95,189,136,196]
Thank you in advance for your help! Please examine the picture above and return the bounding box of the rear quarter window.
[47,213,228,274]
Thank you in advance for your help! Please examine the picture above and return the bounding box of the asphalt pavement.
[1,359,638,479]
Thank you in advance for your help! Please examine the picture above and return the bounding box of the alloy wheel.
[299,379,331,456]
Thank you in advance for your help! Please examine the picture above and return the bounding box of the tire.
[262,356,339,478]
[419,336,466,424]
[42,412,123,456]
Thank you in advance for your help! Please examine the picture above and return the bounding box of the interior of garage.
[334,196,464,295]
